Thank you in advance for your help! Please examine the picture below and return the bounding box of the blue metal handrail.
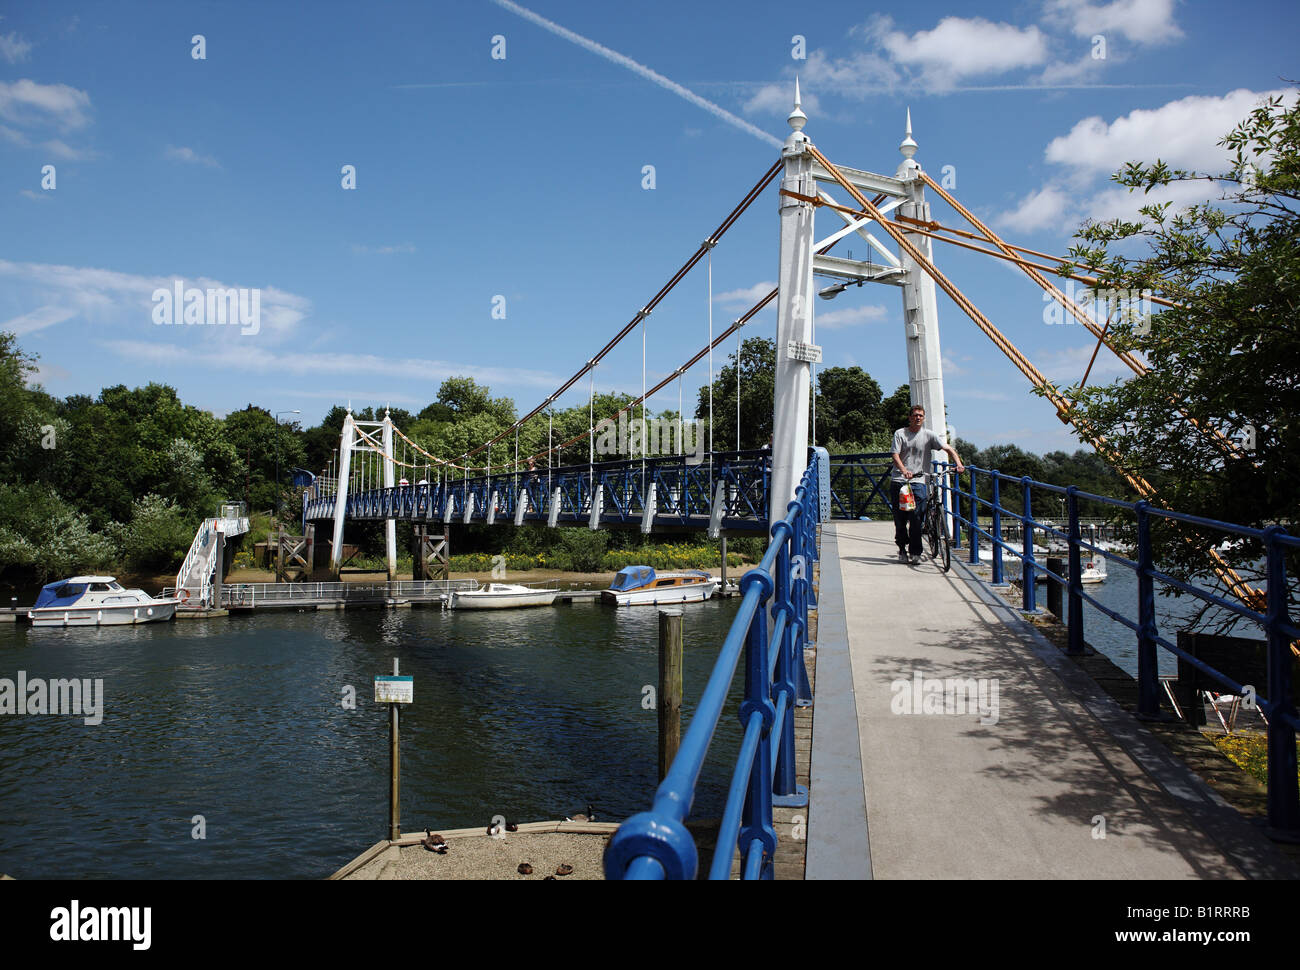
[605,448,824,879]
[935,462,1300,833]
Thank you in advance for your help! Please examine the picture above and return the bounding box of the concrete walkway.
[807,520,1292,880]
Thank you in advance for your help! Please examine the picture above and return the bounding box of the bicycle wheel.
[938,504,952,572]
[925,496,940,559]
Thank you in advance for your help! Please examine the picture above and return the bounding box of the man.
[890,405,964,564]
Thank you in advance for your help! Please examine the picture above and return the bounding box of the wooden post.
[658,609,683,781]
[721,536,728,592]
[389,658,401,841]
[1046,556,1063,619]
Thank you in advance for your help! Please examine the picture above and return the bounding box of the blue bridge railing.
[302,450,891,533]
[936,463,1300,833]
[603,448,825,879]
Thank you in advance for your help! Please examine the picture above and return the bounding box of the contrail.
[488,0,783,148]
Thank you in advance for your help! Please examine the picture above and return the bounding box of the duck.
[564,803,596,823]
[506,821,519,832]
[422,830,448,854]
[517,862,533,875]
[555,863,574,876]
[487,820,504,837]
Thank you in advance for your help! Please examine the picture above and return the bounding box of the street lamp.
[275,409,301,523]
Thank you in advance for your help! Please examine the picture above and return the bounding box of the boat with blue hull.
[601,566,719,606]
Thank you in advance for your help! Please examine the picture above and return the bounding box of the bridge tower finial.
[787,76,808,136]
[898,107,919,176]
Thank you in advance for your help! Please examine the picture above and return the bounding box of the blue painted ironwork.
[605,450,824,879]
[304,450,777,532]
[303,450,891,533]
[934,462,1300,833]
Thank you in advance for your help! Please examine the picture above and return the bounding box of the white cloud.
[1084,178,1215,223]
[488,0,782,148]
[1045,87,1296,175]
[713,281,776,305]
[0,31,33,63]
[165,145,220,168]
[1,305,77,336]
[19,189,48,201]
[1043,0,1183,45]
[352,243,416,255]
[1035,343,1134,384]
[0,260,311,345]
[1035,53,1109,87]
[743,82,821,117]
[0,78,91,130]
[101,340,563,391]
[815,304,888,330]
[873,15,1049,91]
[286,388,427,406]
[1000,185,1074,233]
[42,138,94,161]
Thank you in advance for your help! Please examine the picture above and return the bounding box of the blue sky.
[1,0,1296,454]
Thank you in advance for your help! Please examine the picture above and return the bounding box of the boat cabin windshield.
[609,566,655,592]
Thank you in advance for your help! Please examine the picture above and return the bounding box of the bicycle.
[921,470,952,573]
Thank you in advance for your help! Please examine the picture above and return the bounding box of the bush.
[0,483,118,584]
[559,530,608,572]
[114,494,196,572]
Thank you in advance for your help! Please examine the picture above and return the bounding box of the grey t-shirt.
[891,426,945,482]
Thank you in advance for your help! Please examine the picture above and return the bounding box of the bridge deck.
[808,520,1295,880]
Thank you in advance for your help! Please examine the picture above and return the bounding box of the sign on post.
[374,675,413,704]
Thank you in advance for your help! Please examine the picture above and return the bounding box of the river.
[0,596,743,879]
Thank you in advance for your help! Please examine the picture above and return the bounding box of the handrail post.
[951,462,961,551]
[772,523,801,801]
[1066,486,1085,656]
[1134,501,1160,717]
[739,565,777,880]
[991,471,1004,585]
[967,467,979,563]
[1263,527,1300,833]
[1021,477,1036,612]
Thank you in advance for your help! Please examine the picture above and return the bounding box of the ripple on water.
[0,598,743,877]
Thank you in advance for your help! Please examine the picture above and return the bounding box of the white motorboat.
[601,566,719,606]
[1080,558,1108,584]
[27,576,179,627]
[448,582,560,610]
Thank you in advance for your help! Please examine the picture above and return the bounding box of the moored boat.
[448,582,560,610]
[601,566,719,606]
[27,577,179,627]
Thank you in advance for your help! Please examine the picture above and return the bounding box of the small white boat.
[1081,558,1108,584]
[448,582,560,610]
[27,576,179,627]
[601,566,719,607]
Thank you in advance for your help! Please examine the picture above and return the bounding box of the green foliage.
[1054,91,1300,581]
[697,337,775,451]
[0,483,118,584]
[111,494,196,573]
[558,529,608,572]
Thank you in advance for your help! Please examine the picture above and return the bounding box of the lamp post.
[275,409,300,524]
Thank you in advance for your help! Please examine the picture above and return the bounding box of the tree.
[1058,90,1300,586]
[696,337,775,451]
[816,366,890,450]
